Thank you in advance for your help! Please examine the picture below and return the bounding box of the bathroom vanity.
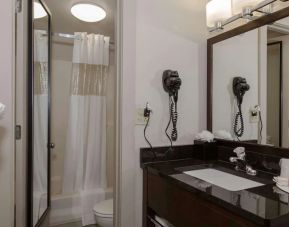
[144,164,260,227]
[141,142,289,227]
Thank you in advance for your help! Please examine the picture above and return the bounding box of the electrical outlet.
[250,113,259,123]
[136,108,148,125]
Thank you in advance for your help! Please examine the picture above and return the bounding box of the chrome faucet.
[229,147,257,176]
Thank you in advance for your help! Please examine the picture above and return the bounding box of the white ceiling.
[43,0,116,40]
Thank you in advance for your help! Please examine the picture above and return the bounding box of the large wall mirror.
[208,5,289,148]
[28,0,51,226]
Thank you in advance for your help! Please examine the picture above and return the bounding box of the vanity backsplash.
[215,140,289,175]
[140,139,289,175]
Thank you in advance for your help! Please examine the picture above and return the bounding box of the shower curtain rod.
[53,32,115,45]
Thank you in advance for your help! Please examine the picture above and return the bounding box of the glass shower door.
[28,0,52,226]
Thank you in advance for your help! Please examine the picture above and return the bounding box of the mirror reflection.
[33,0,49,225]
[212,16,289,148]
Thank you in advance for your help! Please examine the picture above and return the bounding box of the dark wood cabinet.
[143,170,258,227]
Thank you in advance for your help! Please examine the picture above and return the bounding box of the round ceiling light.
[34,2,47,19]
[71,3,106,22]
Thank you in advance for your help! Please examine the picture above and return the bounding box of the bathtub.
[50,188,113,226]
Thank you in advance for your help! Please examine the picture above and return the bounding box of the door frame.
[0,1,16,227]
[115,0,137,226]
[115,0,121,224]
[267,41,283,147]
[15,0,28,226]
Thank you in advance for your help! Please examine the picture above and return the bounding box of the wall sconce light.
[206,0,232,30]
[232,0,263,16]
[206,0,279,32]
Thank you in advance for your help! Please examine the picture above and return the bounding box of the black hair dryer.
[162,70,182,142]
[233,77,250,138]
[233,77,250,105]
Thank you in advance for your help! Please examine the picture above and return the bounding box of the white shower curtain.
[62,33,110,226]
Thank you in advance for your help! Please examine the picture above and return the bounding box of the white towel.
[195,130,214,142]
[214,130,233,140]
[273,176,289,186]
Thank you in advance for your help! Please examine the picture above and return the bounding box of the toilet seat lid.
[93,199,113,216]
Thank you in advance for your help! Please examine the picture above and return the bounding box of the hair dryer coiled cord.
[234,103,244,138]
[170,97,178,141]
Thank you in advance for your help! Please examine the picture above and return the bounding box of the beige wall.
[269,34,289,147]
[267,44,281,146]
[0,0,15,226]
[119,0,208,225]
[134,0,207,226]
[280,35,289,147]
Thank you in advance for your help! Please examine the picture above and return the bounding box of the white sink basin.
[184,168,264,191]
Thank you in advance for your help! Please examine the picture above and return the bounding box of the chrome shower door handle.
[48,143,55,149]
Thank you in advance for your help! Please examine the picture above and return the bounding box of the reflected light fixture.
[71,3,106,22]
[206,0,232,29]
[232,0,263,16]
[206,0,279,32]
[34,2,47,19]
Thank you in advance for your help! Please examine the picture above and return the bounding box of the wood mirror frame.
[207,6,289,132]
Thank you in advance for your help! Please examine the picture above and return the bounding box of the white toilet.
[93,199,113,227]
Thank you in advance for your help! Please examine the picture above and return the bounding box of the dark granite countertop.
[142,158,289,226]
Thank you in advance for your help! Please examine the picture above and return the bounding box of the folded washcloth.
[214,130,233,140]
[273,176,289,187]
[195,130,214,142]
[0,102,5,118]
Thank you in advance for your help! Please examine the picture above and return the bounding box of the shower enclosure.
[27,0,116,226]
[49,32,116,226]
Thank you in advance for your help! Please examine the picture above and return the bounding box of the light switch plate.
[136,108,148,125]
